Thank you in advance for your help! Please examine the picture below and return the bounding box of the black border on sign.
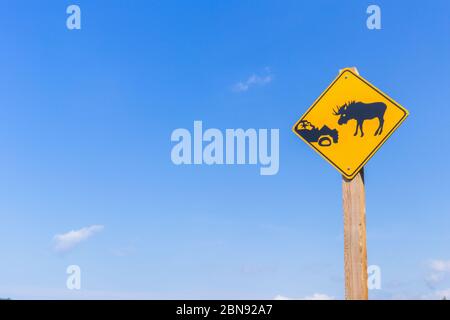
[292,69,409,180]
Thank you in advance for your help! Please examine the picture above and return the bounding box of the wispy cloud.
[53,225,104,253]
[432,288,450,300]
[425,259,450,288]
[304,293,334,300]
[233,69,273,92]
[274,293,334,300]
[429,260,450,273]
[421,288,450,300]
[0,285,164,300]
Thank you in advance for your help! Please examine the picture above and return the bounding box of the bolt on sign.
[292,68,409,179]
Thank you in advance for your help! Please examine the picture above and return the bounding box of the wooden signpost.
[343,167,368,299]
[292,67,409,299]
[341,68,368,300]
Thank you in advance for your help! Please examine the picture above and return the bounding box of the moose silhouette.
[333,101,386,137]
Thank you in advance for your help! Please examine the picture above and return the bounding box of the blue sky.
[0,0,449,299]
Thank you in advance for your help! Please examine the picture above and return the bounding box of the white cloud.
[425,273,444,288]
[303,293,334,300]
[274,293,334,300]
[53,225,104,253]
[425,259,450,288]
[429,260,450,273]
[421,288,450,300]
[233,71,273,92]
[0,285,164,300]
[433,288,450,300]
[273,294,290,300]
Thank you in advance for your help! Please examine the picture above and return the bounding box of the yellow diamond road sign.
[292,69,409,180]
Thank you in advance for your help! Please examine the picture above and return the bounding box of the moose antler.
[333,106,340,115]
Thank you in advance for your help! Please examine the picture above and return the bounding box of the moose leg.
[354,123,359,136]
[360,122,364,137]
[375,117,384,136]
[378,118,384,135]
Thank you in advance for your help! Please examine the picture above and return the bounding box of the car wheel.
[318,136,332,147]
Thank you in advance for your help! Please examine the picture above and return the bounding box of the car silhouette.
[295,120,339,147]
